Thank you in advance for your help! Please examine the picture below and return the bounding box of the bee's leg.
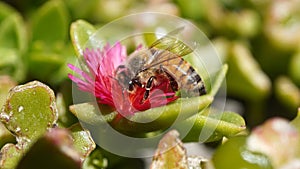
[159,65,178,92]
[128,78,142,91]
[144,76,156,100]
[166,73,178,91]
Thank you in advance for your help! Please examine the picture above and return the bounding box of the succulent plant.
[0,0,299,168]
[0,81,95,169]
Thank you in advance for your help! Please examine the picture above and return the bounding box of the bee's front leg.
[144,76,156,100]
[128,77,143,92]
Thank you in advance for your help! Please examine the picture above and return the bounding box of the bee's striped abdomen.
[161,54,206,96]
[186,66,206,95]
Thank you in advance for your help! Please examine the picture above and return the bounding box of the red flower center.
[110,74,178,117]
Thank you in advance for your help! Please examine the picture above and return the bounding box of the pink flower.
[68,42,178,117]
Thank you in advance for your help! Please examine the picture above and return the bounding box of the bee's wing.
[149,27,193,57]
[142,27,193,69]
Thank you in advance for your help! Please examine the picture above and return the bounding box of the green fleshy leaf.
[0,81,58,142]
[82,148,108,169]
[150,130,188,169]
[181,109,246,142]
[27,52,65,81]
[0,122,15,148]
[175,0,207,20]
[90,1,129,23]
[206,1,260,38]
[69,103,117,125]
[16,128,81,169]
[71,95,212,135]
[289,52,300,86]
[275,76,300,110]
[48,44,77,85]
[291,108,300,133]
[225,10,260,38]
[56,93,68,127]
[64,0,98,21]
[0,75,16,109]
[31,0,69,44]
[27,0,70,83]
[0,2,17,22]
[227,42,271,101]
[56,93,76,127]
[0,48,25,82]
[0,12,27,53]
[0,143,24,169]
[113,95,213,134]
[212,38,230,63]
[0,76,17,147]
[70,19,96,57]
[212,137,273,169]
[209,64,228,96]
[69,123,96,159]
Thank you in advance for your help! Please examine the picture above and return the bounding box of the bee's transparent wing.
[149,27,193,57]
[142,27,194,69]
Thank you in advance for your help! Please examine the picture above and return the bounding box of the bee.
[115,27,206,102]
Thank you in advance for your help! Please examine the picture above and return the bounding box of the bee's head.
[115,71,130,88]
[115,65,132,88]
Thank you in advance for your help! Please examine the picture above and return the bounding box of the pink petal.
[67,64,94,84]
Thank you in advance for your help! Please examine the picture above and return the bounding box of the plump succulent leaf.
[275,76,300,110]
[212,136,273,169]
[0,13,27,53]
[150,130,188,169]
[181,110,246,142]
[0,2,17,21]
[69,123,96,159]
[227,42,271,101]
[0,143,24,169]
[0,122,15,148]
[70,19,96,57]
[30,0,69,44]
[16,128,81,169]
[291,108,300,133]
[0,81,58,142]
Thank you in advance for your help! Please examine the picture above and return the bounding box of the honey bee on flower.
[68,27,206,117]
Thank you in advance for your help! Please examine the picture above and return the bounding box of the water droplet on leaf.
[18,106,24,112]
